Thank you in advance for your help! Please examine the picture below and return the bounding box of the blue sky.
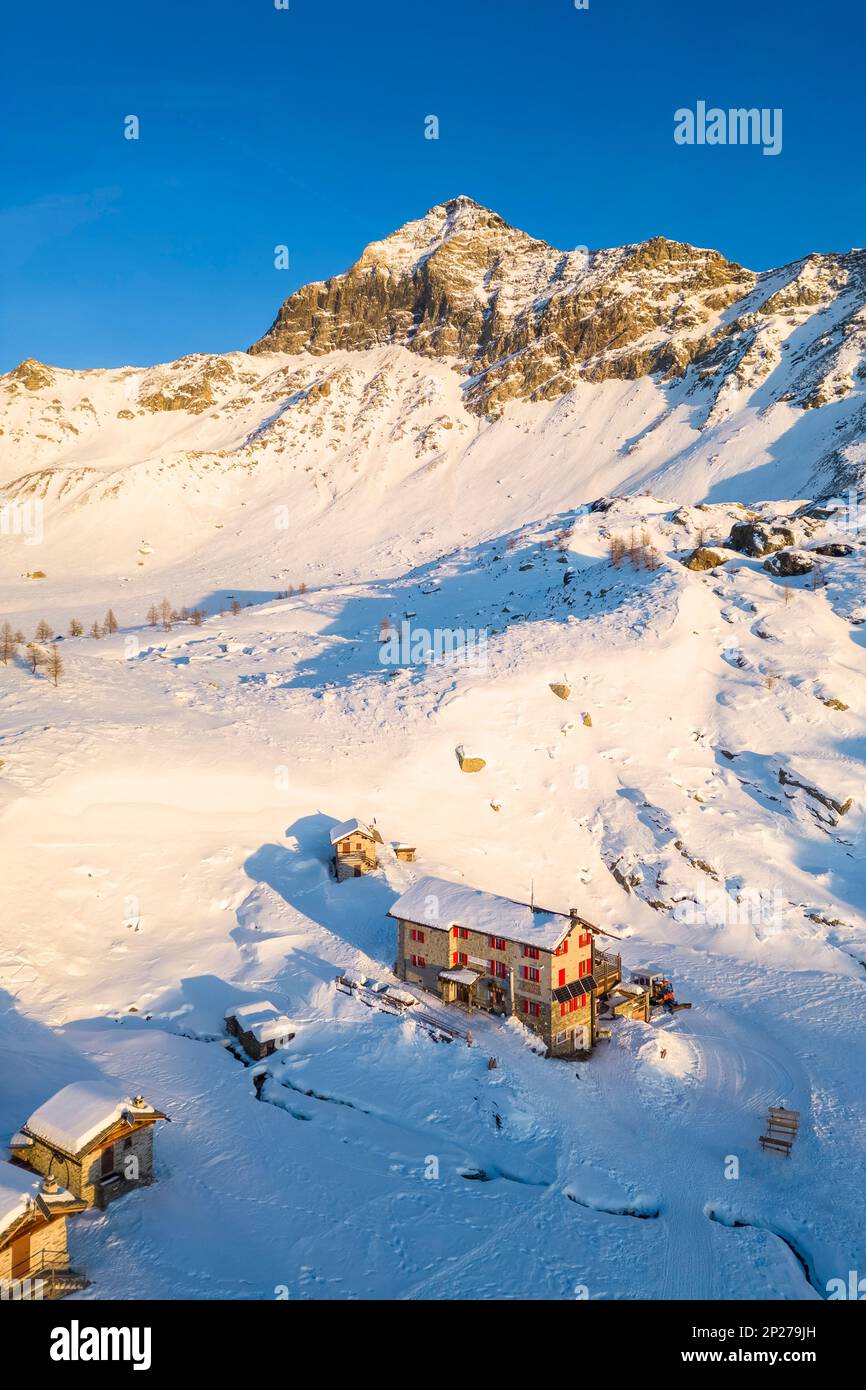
[2,0,864,370]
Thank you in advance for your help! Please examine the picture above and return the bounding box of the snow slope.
[2,494,865,1300]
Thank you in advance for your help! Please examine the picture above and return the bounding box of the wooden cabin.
[225,1001,294,1060]
[392,843,417,863]
[10,1082,167,1210]
[388,874,622,1057]
[0,1161,87,1299]
[331,818,381,881]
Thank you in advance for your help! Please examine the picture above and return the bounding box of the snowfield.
[2,479,865,1300]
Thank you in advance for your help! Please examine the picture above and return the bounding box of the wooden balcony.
[4,1250,89,1300]
[593,950,622,995]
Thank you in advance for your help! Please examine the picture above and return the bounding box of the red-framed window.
[522,965,540,983]
[522,945,540,960]
[558,967,566,987]
[521,1000,540,1018]
[410,928,425,943]
[579,958,590,977]
[489,960,508,979]
[452,951,468,966]
[561,995,586,1015]
[489,935,506,951]
[411,954,426,968]
[452,926,469,940]
[555,940,569,956]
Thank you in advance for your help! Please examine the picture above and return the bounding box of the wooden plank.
[759,1135,792,1154]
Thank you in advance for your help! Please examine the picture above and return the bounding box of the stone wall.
[0,1213,70,1289]
[18,1126,155,1209]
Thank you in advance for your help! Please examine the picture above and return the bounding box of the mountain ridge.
[2,196,865,593]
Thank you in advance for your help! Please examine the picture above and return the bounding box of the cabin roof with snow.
[225,1001,292,1041]
[0,1161,43,1239]
[388,874,572,951]
[330,818,374,845]
[0,1160,84,1239]
[22,1082,163,1158]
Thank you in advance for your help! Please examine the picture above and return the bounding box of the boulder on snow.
[683,546,727,571]
[456,746,486,773]
[763,548,814,577]
[728,521,795,557]
[815,542,854,558]
[582,711,593,728]
[549,681,571,700]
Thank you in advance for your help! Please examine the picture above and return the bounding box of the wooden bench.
[760,1105,800,1157]
[759,1134,793,1156]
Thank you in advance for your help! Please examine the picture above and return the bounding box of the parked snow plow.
[630,970,692,1013]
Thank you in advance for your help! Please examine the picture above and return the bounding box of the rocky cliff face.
[3,197,866,526]
[249,196,866,440]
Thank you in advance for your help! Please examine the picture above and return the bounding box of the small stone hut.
[10,1082,167,1210]
[225,1001,294,1060]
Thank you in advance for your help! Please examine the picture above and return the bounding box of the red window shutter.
[560,1002,567,1018]
[452,951,458,965]
[558,968,566,987]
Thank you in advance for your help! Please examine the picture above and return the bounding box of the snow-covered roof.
[330,817,374,844]
[0,1160,40,1238]
[225,999,279,1022]
[0,1160,81,1237]
[226,1001,292,1043]
[389,874,571,951]
[248,1015,293,1045]
[439,967,481,986]
[24,1082,158,1156]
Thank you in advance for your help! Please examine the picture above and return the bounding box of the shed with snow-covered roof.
[225,1001,295,1060]
[0,1160,88,1298]
[330,817,381,880]
[9,1082,167,1211]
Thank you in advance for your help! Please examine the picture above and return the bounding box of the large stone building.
[0,1160,87,1299]
[10,1082,167,1210]
[388,874,620,1056]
